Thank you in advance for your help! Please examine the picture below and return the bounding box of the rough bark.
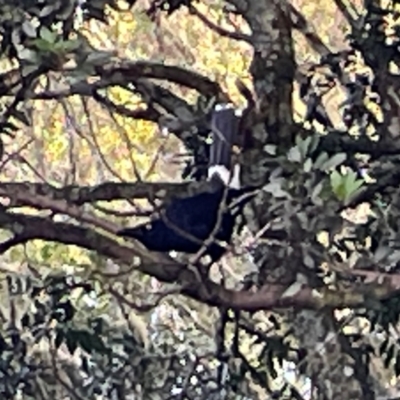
[239,0,365,397]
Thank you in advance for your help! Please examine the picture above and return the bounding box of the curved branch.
[0,208,292,309]
[34,76,194,127]
[34,75,204,148]
[95,60,229,102]
[0,208,399,312]
[0,208,170,271]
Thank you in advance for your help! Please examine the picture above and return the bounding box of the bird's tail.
[207,104,240,188]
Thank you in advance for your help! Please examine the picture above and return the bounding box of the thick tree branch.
[0,208,296,309]
[95,60,229,102]
[0,181,209,205]
[318,130,400,158]
[1,207,400,312]
[30,60,227,105]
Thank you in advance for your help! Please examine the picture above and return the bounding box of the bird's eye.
[144,224,152,231]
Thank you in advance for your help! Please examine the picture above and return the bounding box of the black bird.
[117,104,255,263]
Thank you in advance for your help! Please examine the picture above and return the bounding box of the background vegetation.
[0,0,399,398]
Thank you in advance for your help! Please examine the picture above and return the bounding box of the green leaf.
[311,181,324,205]
[263,180,288,198]
[298,136,312,159]
[33,39,53,52]
[40,5,56,17]
[288,146,302,163]
[321,153,347,171]
[313,151,329,170]
[61,39,80,52]
[40,27,57,43]
[309,135,320,153]
[329,168,364,203]
[22,21,37,38]
[303,253,315,269]
[303,157,313,172]
[344,171,364,196]
[18,48,38,63]
[295,133,303,146]
[330,170,343,193]
[264,144,277,155]
[282,282,303,297]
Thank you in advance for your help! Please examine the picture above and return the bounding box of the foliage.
[2,0,400,399]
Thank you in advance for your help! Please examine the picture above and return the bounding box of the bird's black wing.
[162,189,224,241]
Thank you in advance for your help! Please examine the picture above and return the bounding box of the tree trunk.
[240,0,365,397]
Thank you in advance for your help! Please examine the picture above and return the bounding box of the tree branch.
[95,60,229,102]
[34,74,205,149]
[0,208,399,312]
[0,181,209,205]
[189,6,251,42]
[289,3,331,56]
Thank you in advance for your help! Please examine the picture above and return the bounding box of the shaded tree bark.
[239,0,365,398]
